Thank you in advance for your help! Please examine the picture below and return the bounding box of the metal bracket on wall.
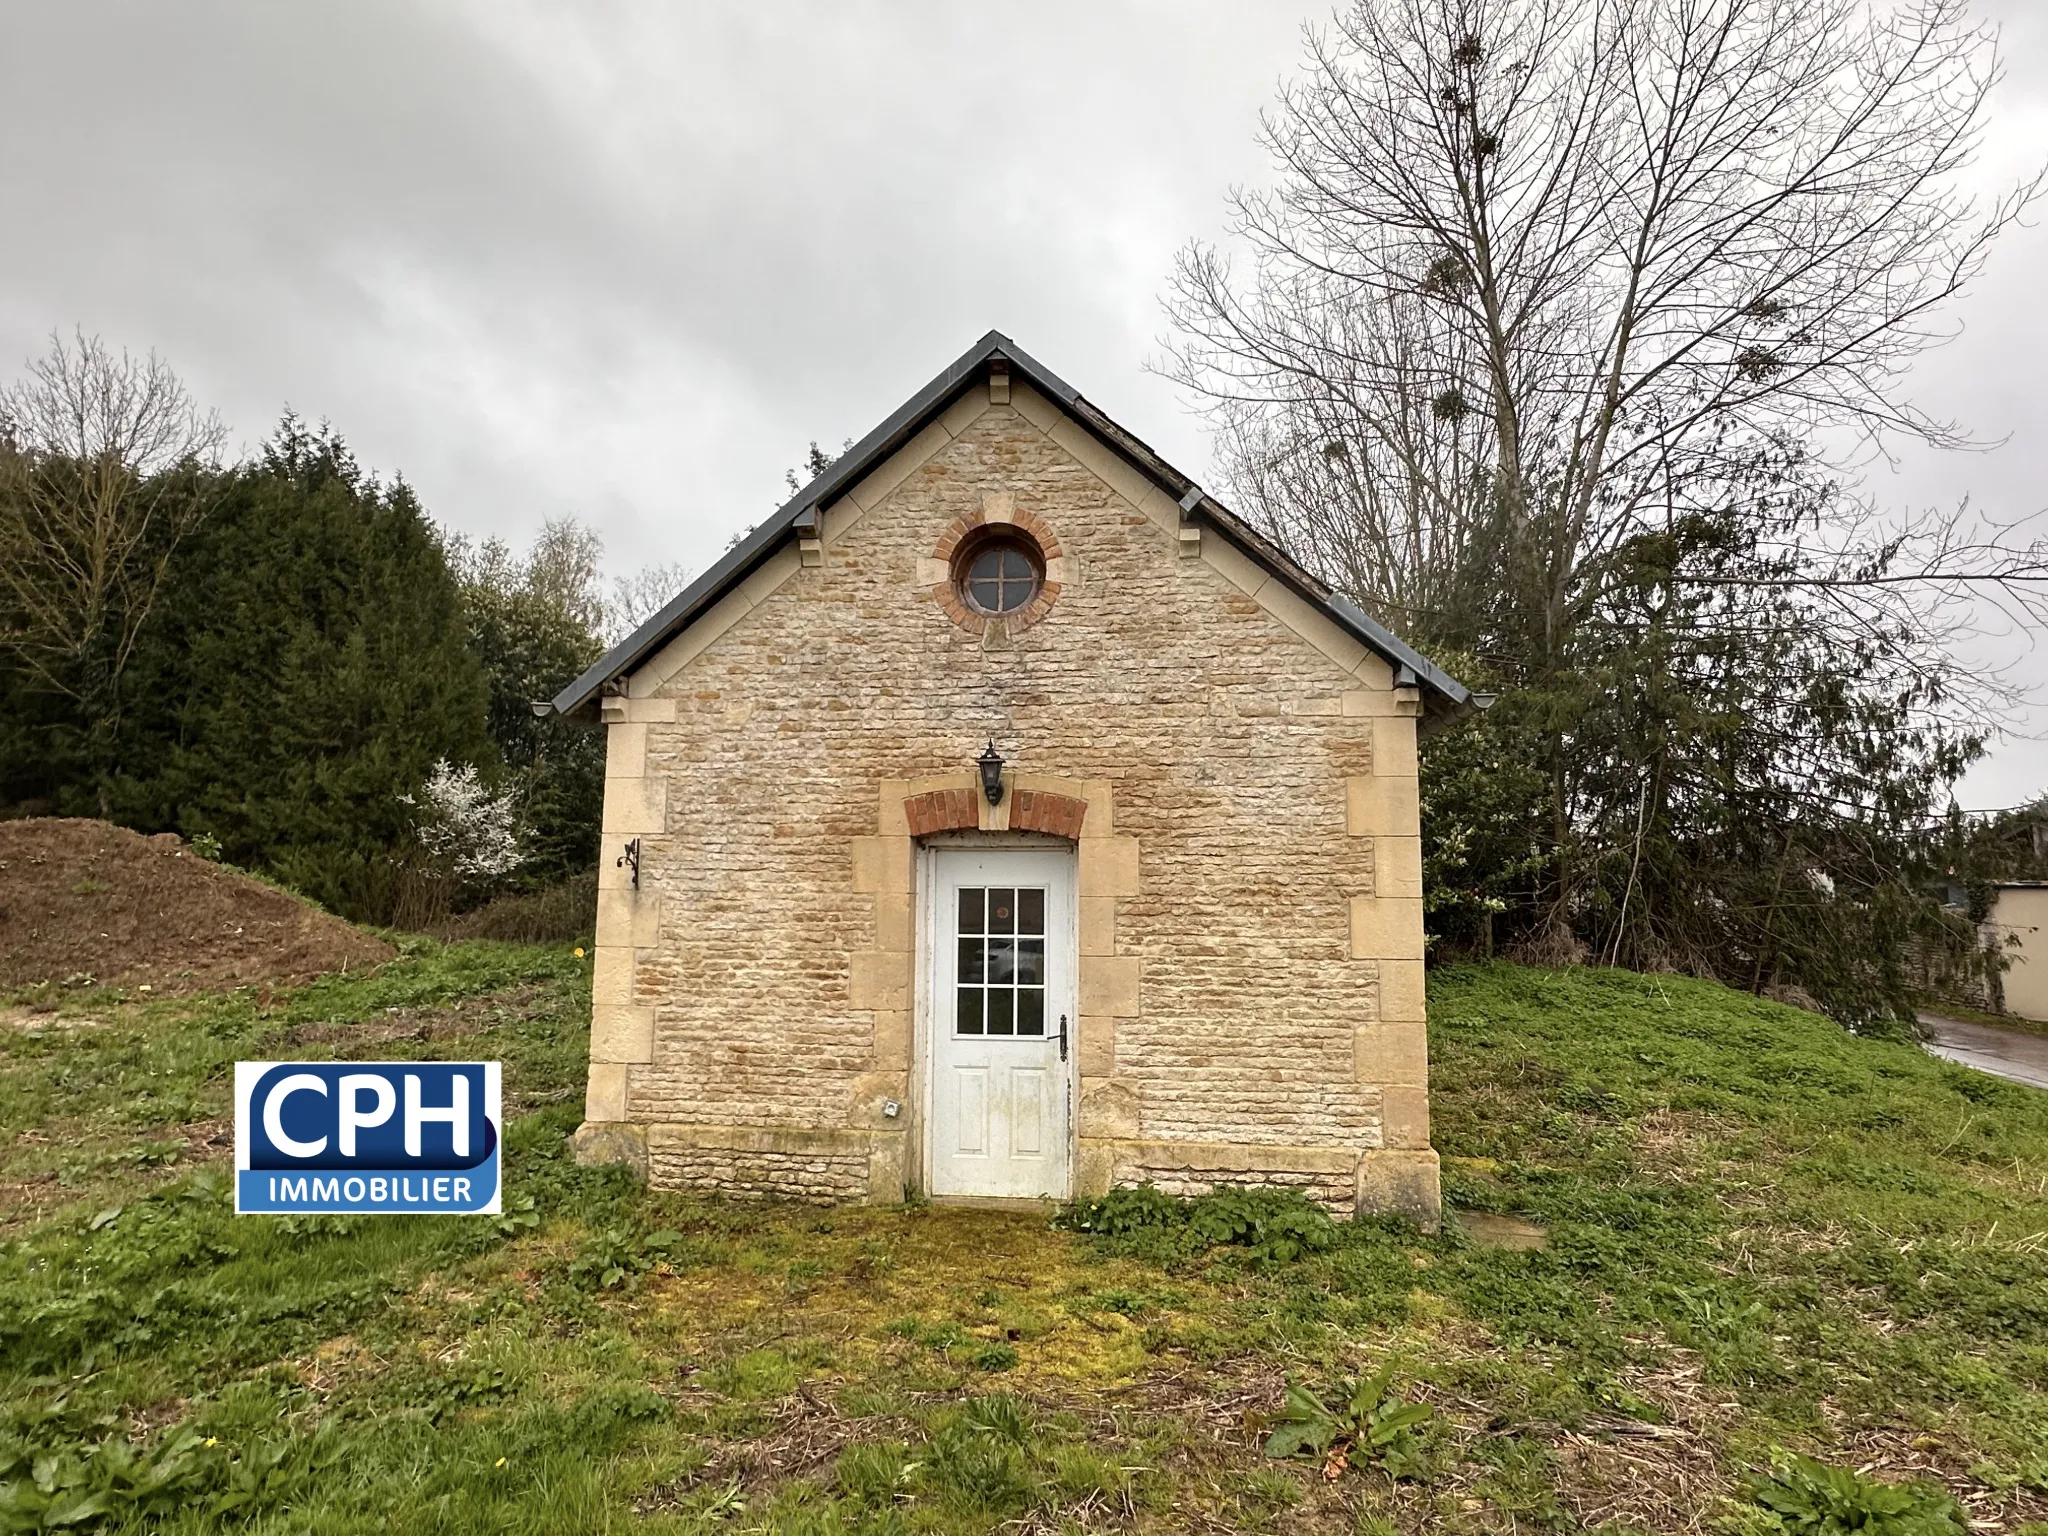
[616,837,641,890]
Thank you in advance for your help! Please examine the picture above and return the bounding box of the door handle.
[1058,1014,1068,1063]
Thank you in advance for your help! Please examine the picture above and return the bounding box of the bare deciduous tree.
[0,330,225,808]
[1164,0,2048,1002]
[442,515,690,647]
[1166,0,2044,645]
[604,562,693,645]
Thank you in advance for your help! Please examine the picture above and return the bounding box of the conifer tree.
[116,416,495,920]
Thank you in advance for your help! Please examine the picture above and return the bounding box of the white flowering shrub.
[402,760,523,884]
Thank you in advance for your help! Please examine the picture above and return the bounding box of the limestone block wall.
[572,375,1438,1218]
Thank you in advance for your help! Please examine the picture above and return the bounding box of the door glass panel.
[954,885,1049,1040]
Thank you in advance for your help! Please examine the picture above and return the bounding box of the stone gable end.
[579,378,1438,1219]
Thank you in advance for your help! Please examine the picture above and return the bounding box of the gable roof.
[548,330,1475,726]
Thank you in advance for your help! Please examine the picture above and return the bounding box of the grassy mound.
[0,956,2042,1534]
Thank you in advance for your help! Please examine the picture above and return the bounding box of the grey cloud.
[0,0,2039,804]
[0,2,1300,562]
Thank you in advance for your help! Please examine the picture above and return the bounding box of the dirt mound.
[0,818,394,992]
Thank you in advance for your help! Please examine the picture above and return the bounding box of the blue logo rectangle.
[234,1061,502,1214]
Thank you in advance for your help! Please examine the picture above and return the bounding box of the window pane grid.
[954,885,1046,1036]
[964,544,1040,615]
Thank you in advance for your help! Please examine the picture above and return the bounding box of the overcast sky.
[1,1,2041,807]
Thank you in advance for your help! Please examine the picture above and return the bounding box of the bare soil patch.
[279,984,547,1049]
[0,818,392,992]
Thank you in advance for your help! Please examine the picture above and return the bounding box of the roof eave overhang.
[549,331,1474,725]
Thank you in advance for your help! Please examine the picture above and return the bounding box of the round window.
[956,534,1043,616]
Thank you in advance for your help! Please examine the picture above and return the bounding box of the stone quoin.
[546,332,1476,1219]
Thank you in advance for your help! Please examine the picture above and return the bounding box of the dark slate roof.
[550,330,1473,724]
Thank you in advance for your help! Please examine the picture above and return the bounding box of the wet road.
[1919,1014,2048,1091]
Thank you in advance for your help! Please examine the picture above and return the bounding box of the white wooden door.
[927,848,1075,1199]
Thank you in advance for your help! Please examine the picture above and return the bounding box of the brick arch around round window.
[924,497,1067,634]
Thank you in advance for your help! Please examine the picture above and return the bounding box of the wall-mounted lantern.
[978,740,1006,806]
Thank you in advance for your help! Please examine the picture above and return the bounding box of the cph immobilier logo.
[234,1062,502,1215]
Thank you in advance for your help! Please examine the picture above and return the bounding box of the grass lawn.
[2,945,2045,1534]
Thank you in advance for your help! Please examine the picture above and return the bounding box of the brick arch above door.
[904,785,1089,839]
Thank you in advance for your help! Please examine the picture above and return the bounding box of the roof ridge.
[549,333,1471,721]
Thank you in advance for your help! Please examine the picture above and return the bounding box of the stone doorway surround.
[852,769,1127,1200]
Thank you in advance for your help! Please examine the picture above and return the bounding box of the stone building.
[547,333,1475,1217]
[1987,884,2048,1023]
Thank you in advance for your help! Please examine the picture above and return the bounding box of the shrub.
[428,872,597,943]
[1741,1452,1967,1536]
[1055,1184,1340,1264]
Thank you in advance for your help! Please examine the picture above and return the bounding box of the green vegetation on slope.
[1,956,2043,1534]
